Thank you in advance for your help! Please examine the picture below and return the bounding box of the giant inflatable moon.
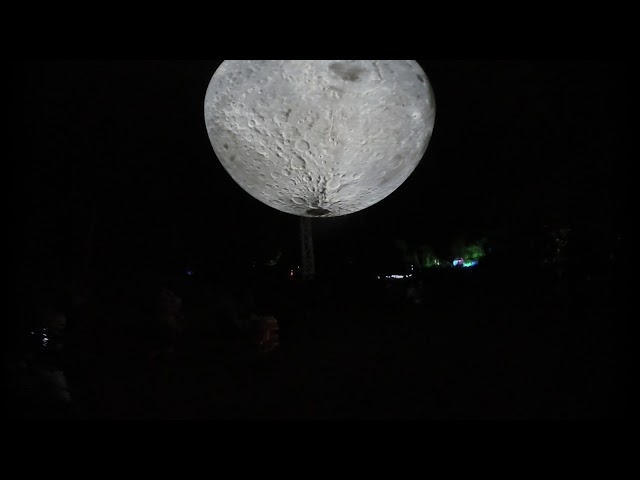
[204,60,435,217]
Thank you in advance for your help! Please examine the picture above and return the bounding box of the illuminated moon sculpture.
[204,60,435,217]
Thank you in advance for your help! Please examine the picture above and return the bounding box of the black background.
[10,59,628,281]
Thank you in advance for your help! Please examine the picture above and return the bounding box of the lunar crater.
[329,62,366,82]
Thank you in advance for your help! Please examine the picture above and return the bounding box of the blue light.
[453,258,478,268]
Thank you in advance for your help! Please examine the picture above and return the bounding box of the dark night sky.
[10,60,628,280]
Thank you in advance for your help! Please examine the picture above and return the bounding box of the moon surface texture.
[204,60,436,217]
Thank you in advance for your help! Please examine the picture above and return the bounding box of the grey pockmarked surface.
[204,60,436,217]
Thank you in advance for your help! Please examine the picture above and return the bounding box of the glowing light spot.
[453,258,478,268]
